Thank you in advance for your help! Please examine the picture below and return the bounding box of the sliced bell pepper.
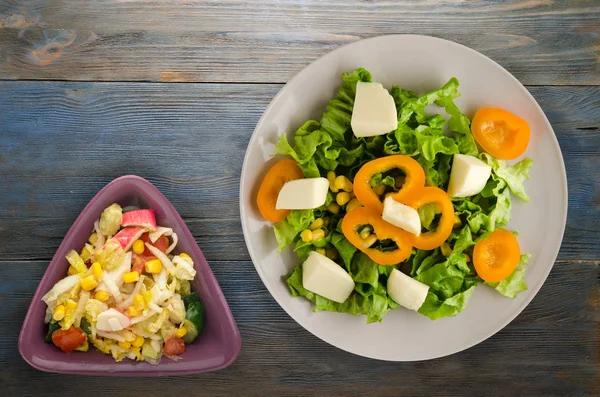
[404,186,454,250]
[353,155,426,213]
[341,207,413,265]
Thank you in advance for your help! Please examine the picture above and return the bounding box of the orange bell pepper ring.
[342,207,413,265]
[403,186,454,251]
[471,107,530,160]
[473,228,521,282]
[353,155,426,213]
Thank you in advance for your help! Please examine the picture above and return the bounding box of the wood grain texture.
[1,259,598,396]
[0,0,598,85]
[0,82,598,261]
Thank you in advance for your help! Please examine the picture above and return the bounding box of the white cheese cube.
[351,82,398,137]
[387,269,429,311]
[302,251,355,303]
[382,196,421,236]
[447,154,492,198]
[276,177,329,210]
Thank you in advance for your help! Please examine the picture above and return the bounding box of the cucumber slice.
[182,319,199,344]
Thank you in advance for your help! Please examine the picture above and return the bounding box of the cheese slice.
[302,251,355,303]
[382,196,421,236]
[447,154,492,198]
[387,268,429,311]
[351,82,398,137]
[276,177,329,210]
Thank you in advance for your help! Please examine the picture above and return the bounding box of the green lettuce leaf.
[481,154,533,202]
[330,232,357,271]
[418,286,476,320]
[274,210,315,252]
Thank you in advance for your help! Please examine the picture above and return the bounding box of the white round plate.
[239,35,567,361]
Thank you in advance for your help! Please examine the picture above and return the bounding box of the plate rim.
[239,34,568,361]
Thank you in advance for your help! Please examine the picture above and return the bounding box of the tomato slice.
[131,255,145,275]
[52,326,87,353]
[140,233,169,256]
[163,337,185,356]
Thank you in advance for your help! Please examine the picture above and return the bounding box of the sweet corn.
[66,299,77,311]
[395,175,406,188]
[346,198,363,212]
[334,175,353,192]
[310,218,324,230]
[363,234,378,248]
[373,184,386,196]
[92,262,103,282]
[453,214,462,229]
[327,171,339,193]
[327,202,340,214]
[123,271,140,283]
[312,229,325,241]
[118,341,131,350]
[134,294,146,311]
[322,217,330,226]
[326,247,338,260]
[143,291,153,304]
[81,275,99,291]
[88,233,98,245]
[132,239,145,255]
[359,228,371,240]
[300,229,313,242]
[68,266,78,276]
[441,243,452,257]
[53,305,66,321]
[336,192,351,206]
[316,248,327,256]
[131,335,145,348]
[94,290,110,302]
[144,259,162,274]
[179,252,191,260]
[175,326,188,338]
[127,306,141,317]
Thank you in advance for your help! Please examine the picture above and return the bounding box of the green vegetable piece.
[182,294,205,343]
[80,316,92,336]
[44,320,61,343]
[99,203,123,236]
[181,319,199,344]
[141,340,159,359]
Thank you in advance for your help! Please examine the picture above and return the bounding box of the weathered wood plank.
[0,82,598,261]
[1,259,598,395]
[0,0,598,85]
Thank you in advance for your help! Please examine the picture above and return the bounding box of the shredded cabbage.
[144,243,176,274]
[92,238,125,271]
[99,203,123,236]
[41,275,80,305]
[173,255,196,280]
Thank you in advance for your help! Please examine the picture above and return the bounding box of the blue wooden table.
[1,1,599,395]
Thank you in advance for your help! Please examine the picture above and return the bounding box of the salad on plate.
[255,68,533,323]
[41,204,204,363]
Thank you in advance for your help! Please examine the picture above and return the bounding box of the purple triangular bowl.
[18,175,241,376]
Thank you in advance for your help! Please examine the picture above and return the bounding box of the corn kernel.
[132,239,145,255]
[326,247,338,260]
[179,253,191,260]
[175,326,188,338]
[134,294,146,311]
[327,202,340,214]
[395,175,406,188]
[118,341,131,350]
[66,299,77,311]
[346,198,363,212]
[373,184,386,196]
[143,291,153,304]
[123,271,140,283]
[441,243,452,257]
[300,229,313,242]
[336,192,351,206]
[91,262,103,282]
[127,306,141,317]
[327,171,339,193]
[310,218,324,230]
[312,229,325,241]
[88,233,98,245]
[316,248,327,256]
[322,217,330,226]
[53,305,66,321]
[81,275,99,291]
[453,214,462,229]
[94,290,110,302]
[363,234,378,248]
[359,228,371,240]
[131,335,145,348]
[68,266,78,276]
[465,254,471,263]
[334,175,353,192]
[144,259,162,274]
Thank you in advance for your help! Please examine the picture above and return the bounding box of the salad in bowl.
[41,204,204,363]
[255,68,533,323]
